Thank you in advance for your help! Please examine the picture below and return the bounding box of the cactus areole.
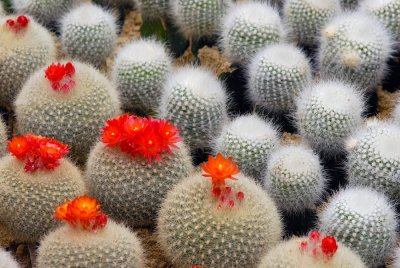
[5,15,30,33]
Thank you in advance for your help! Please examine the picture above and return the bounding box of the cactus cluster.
[0,248,20,268]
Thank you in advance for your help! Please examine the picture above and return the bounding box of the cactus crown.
[101,114,181,162]
[45,62,76,92]
[5,15,30,32]
[54,195,108,232]
[7,134,69,173]
[300,230,338,258]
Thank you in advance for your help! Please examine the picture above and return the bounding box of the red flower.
[201,153,240,186]
[101,115,126,146]
[321,236,338,257]
[299,231,338,259]
[156,119,182,152]
[45,62,76,92]
[5,15,30,32]
[134,124,163,161]
[8,136,29,159]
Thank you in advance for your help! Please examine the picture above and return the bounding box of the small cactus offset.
[159,66,228,150]
[0,135,86,242]
[86,115,193,227]
[112,39,171,111]
[0,248,20,268]
[264,144,326,212]
[360,0,400,43]
[15,61,121,162]
[283,0,341,46]
[221,2,285,63]
[295,80,364,153]
[318,187,397,266]
[12,0,78,26]
[137,0,169,19]
[248,43,312,112]
[60,3,117,66]
[214,114,280,182]
[170,0,232,38]
[157,154,282,267]
[38,196,145,267]
[258,231,366,268]
[0,15,56,108]
[318,12,393,90]
[346,120,400,201]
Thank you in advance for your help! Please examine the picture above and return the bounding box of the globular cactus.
[318,12,392,90]
[159,66,228,150]
[0,248,20,268]
[346,120,400,201]
[264,144,326,212]
[318,187,397,266]
[86,115,193,227]
[360,0,400,43]
[0,15,56,108]
[340,0,359,9]
[15,61,121,162]
[11,0,78,26]
[221,2,285,63]
[170,0,232,38]
[38,196,145,267]
[248,44,312,112]
[295,80,364,154]
[214,114,279,182]
[112,39,171,111]
[258,231,366,268]
[60,3,117,66]
[158,154,282,267]
[0,118,8,157]
[283,0,341,46]
[137,0,169,19]
[0,134,86,243]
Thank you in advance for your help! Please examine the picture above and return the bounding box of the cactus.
[137,0,169,19]
[170,0,232,38]
[360,0,400,43]
[248,43,312,112]
[214,114,279,182]
[340,0,358,9]
[295,80,364,153]
[318,12,392,90]
[0,248,20,268]
[346,120,400,201]
[283,0,341,46]
[318,187,397,266]
[159,66,228,150]
[394,102,400,123]
[11,0,78,26]
[86,115,193,227]
[0,15,56,109]
[157,154,282,267]
[60,3,117,66]
[14,61,121,163]
[221,2,285,63]
[0,118,7,157]
[394,248,400,268]
[0,135,86,243]
[112,39,171,111]
[258,232,366,268]
[264,144,326,212]
[38,196,145,267]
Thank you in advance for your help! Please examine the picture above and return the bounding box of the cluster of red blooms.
[7,134,69,173]
[45,62,76,92]
[6,15,29,32]
[101,114,181,162]
[300,230,338,258]
[54,195,107,232]
[201,153,244,209]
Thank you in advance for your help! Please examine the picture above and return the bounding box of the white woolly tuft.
[61,3,116,26]
[360,0,395,10]
[0,248,20,268]
[113,39,170,64]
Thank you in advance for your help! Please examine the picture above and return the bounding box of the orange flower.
[201,153,240,186]
[8,136,29,159]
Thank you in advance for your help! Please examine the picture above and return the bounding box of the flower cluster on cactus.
[45,62,76,92]
[0,248,20,268]
[5,15,30,32]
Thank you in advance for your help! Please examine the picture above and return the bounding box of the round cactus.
[258,233,366,268]
[248,43,312,112]
[318,12,392,90]
[264,144,325,212]
[295,80,364,153]
[221,2,285,63]
[0,118,8,157]
[0,135,86,243]
[137,0,169,19]
[214,114,279,182]
[340,0,358,9]
[159,66,228,150]
[0,248,20,268]
[112,39,171,111]
[14,61,121,162]
[170,0,232,38]
[60,3,117,66]
[158,154,282,267]
[38,196,145,268]
[346,120,400,201]
[283,0,341,46]
[12,0,78,26]
[86,115,193,227]
[360,0,400,43]
[0,15,56,109]
[318,187,397,266]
